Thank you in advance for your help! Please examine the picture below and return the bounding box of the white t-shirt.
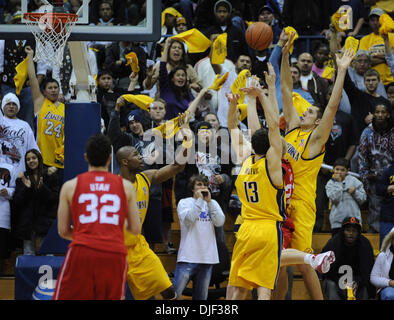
[0,115,40,175]
[176,197,225,264]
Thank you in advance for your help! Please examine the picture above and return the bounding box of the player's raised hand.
[264,62,276,88]
[336,48,356,70]
[281,32,296,56]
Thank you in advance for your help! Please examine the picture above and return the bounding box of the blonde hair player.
[280,33,355,300]
[226,66,336,300]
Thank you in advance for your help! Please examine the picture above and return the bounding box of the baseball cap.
[194,121,213,133]
[214,0,232,13]
[342,217,362,231]
[355,49,370,58]
[127,109,143,123]
[369,8,384,17]
[259,5,273,15]
[176,16,186,25]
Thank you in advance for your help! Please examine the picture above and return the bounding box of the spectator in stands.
[321,217,376,300]
[104,41,147,90]
[312,42,331,80]
[108,99,149,154]
[143,38,203,96]
[175,16,188,34]
[10,149,60,255]
[97,70,140,131]
[297,51,329,109]
[376,164,394,246]
[127,0,146,26]
[328,0,367,38]
[89,0,126,25]
[325,158,367,235]
[202,0,249,64]
[158,38,196,120]
[370,227,394,300]
[0,93,39,176]
[0,156,17,274]
[282,0,330,57]
[209,41,253,128]
[25,46,65,185]
[0,37,46,129]
[173,174,225,300]
[358,102,393,233]
[257,5,282,47]
[348,50,387,98]
[343,68,391,141]
[268,31,315,113]
[95,0,115,26]
[387,82,394,108]
[359,8,394,86]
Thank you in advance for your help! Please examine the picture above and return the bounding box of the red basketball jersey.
[69,171,128,254]
[282,159,294,210]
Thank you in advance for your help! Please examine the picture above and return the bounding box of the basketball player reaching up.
[116,112,193,300]
[226,64,335,300]
[53,134,141,300]
[25,46,65,176]
[280,33,355,299]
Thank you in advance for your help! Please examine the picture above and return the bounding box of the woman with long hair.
[143,38,203,94]
[370,228,394,300]
[158,38,196,120]
[11,149,60,255]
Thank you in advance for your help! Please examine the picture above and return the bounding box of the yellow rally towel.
[211,33,227,64]
[171,28,212,53]
[153,114,185,139]
[122,94,154,112]
[331,8,351,32]
[13,57,29,95]
[231,69,251,104]
[208,72,229,91]
[283,26,298,54]
[161,7,183,26]
[379,13,394,35]
[237,103,247,121]
[292,92,311,117]
[125,52,139,73]
[344,36,359,54]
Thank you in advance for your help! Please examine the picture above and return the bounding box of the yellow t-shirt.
[234,155,285,222]
[36,98,65,168]
[284,128,324,210]
[359,32,394,85]
[124,172,150,247]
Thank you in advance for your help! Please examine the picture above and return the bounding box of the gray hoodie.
[326,174,367,229]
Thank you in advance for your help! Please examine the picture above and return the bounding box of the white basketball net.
[24,13,77,69]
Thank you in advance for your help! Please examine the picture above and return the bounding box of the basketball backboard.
[0,0,162,42]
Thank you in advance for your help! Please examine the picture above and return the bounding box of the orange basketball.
[245,22,273,51]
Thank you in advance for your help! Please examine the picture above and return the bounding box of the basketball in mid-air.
[245,22,273,51]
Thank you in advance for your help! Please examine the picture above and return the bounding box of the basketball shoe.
[310,251,335,273]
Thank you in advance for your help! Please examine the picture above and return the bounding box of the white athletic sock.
[304,253,313,265]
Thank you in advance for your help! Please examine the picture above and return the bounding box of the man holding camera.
[172,174,225,300]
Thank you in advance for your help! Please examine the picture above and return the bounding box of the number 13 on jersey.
[244,181,259,203]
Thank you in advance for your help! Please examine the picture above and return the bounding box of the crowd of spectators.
[0,0,393,300]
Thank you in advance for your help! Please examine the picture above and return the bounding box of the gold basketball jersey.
[235,155,286,222]
[124,172,150,247]
[284,127,324,208]
[36,98,65,168]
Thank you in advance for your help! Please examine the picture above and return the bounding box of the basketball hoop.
[23,12,78,68]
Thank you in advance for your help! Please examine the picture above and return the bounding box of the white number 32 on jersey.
[78,193,120,225]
